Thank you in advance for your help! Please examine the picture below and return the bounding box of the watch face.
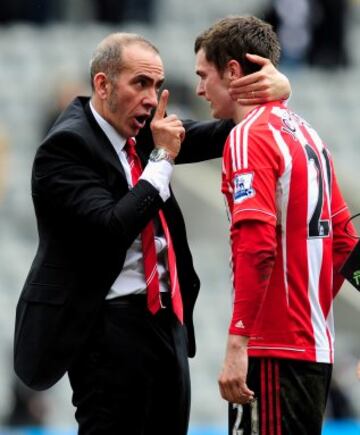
[150,148,169,161]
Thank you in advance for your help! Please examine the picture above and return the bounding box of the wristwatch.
[149,148,174,165]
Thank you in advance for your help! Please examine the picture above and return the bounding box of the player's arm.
[229,54,291,105]
[136,116,234,163]
[331,171,358,295]
[332,212,357,295]
[218,219,276,405]
[229,220,276,335]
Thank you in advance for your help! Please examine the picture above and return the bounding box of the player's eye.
[137,78,148,88]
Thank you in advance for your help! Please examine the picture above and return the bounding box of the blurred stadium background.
[0,0,360,433]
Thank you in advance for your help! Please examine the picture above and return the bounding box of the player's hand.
[218,334,254,405]
[150,89,185,160]
[229,54,291,105]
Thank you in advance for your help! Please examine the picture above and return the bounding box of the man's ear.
[226,60,243,79]
[93,72,111,100]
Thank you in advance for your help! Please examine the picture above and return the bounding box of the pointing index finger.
[153,89,169,120]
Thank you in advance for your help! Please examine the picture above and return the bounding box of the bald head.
[89,33,159,91]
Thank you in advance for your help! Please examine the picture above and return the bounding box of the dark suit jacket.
[14,96,233,391]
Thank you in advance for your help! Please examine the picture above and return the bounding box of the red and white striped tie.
[125,137,183,323]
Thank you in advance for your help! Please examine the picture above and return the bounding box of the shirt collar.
[89,100,126,153]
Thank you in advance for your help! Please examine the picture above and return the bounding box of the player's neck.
[233,104,257,124]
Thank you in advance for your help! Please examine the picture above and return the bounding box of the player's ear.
[227,60,242,79]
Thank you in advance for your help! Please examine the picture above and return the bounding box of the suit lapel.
[84,101,127,180]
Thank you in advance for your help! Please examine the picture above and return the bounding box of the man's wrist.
[149,148,175,165]
[228,334,249,350]
[140,160,173,202]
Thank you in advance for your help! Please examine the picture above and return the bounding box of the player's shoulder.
[233,102,286,134]
[228,102,298,153]
[264,101,291,127]
[268,102,314,133]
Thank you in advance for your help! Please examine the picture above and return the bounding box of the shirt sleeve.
[223,126,281,227]
[140,160,173,202]
[330,166,358,295]
[229,220,276,336]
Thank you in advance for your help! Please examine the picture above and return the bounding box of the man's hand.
[229,54,291,105]
[218,334,254,405]
[150,89,185,160]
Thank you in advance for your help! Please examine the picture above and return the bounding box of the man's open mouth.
[135,115,148,127]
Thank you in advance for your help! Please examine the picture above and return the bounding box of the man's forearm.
[230,220,276,336]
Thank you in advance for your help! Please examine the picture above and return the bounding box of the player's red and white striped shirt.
[222,101,355,363]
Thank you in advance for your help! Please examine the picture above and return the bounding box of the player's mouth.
[134,114,149,129]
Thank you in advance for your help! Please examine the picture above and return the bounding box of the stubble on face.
[108,80,119,114]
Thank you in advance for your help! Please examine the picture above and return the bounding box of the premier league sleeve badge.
[233,172,255,204]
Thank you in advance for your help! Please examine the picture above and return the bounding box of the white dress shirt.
[89,102,171,298]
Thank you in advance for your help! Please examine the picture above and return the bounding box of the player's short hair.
[89,33,159,90]
[194,16,281,75]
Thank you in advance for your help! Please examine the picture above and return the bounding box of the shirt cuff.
[140,160,173,202]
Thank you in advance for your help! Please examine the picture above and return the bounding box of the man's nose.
[144,88,158,108]
[196,82,204,96]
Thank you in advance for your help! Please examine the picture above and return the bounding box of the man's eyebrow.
[134,74,164,88]
[156,78,165,89]
[134,73,153,82]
